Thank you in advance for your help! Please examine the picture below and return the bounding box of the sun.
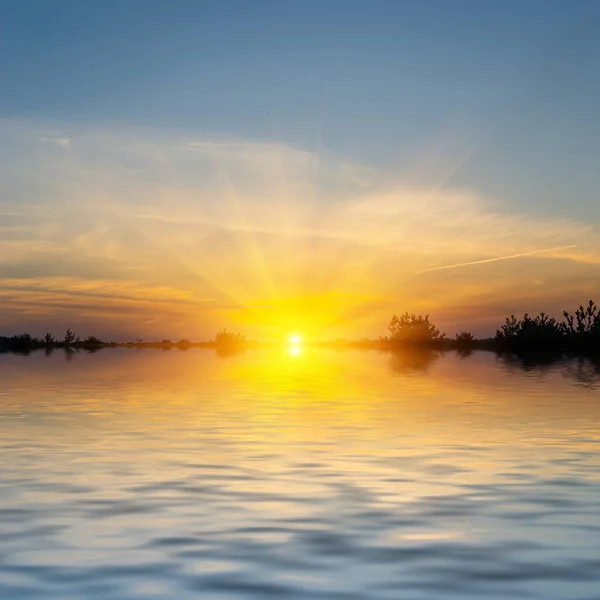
[289,334,302,345]
[288,344,302,357]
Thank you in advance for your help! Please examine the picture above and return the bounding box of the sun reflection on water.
[288,343,302,357]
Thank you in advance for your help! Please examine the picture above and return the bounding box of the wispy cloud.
[416,244,582,274]
[38,136,70,148]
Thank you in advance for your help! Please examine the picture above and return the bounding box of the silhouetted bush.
[496,312,564,347]
[496,300,600,351]
[453,331,475,355]
[386,312,445,344]
[455,331,474,345]
[563,300,600,341]
[3,333,37,352]
[63,328,79,346]
[214,330,246,346]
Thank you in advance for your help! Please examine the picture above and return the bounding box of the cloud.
[38,136,70,148]
[416,244,582,274]
[1,120,600,338]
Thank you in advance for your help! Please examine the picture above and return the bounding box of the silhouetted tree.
[454,331,475,354]
[63,329,79,346]
[387,313,445,344]
[496,312,564,347]
[455,331,474,344]
[214,330,246,346]
[496,300,600,351]
[563,300,600,337]
[7,333,37,352]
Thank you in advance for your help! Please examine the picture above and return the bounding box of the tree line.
[2,302,599,355]
[0,329,104,352]
[381,300,600,352]
[0,328,248,354]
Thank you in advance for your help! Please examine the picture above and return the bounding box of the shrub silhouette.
[563,300,600,338]
[454,331,475,349]
[496,301,600,350]
[387,313,445,343]
[214,330,246,346]
[496,312,564,346]
[455,331,474,344]
[63,328,79,346]
[7,333,36,352]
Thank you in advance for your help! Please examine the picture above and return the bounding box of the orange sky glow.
[1,122,599,341]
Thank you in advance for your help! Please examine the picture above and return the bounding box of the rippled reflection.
[1,349,599,599]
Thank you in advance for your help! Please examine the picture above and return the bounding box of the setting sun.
[289,334,302,345]
[288,344,302,357]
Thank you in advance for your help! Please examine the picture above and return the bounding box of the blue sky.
[1,1,600,338]
[2,0,599,215]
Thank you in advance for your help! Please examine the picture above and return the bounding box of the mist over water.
[1,348,599,599]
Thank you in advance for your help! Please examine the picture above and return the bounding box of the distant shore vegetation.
[379,300,600,353]
[0,328,253,356]
[2,301,599,357]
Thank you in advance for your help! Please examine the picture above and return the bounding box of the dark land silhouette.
[2,301,599,364]
[0,328,252,356]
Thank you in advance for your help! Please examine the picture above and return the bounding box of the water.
[1,347,599,599]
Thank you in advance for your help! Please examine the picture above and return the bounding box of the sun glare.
[289,334,302,345]
[288,344,302,357]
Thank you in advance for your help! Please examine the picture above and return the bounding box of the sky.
[1,0,600,340]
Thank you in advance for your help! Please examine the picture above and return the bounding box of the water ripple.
[1,349,599,598]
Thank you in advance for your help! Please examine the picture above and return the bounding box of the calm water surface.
[1,348,599,599]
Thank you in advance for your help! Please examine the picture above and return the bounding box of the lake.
[1,347,599,599]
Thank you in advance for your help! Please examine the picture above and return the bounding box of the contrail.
[417,244,580,274]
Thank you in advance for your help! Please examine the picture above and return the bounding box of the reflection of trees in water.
[83,346,103,354]
[215,345,247,358]
[456,347,474,359]
[499,350,566,372]
[498,351,600,387]
[561,356,600,388]
[60,346,103,359]
[387,348,440,374]
[386,346,600,385]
